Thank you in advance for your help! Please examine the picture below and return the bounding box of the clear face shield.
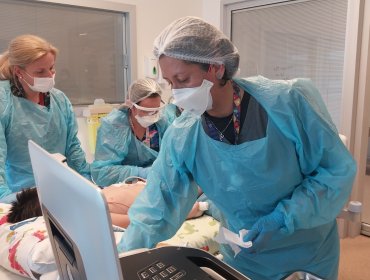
[131,101,166,128]
[132,102,166,116]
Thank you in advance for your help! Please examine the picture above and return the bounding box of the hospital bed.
[0,266,28,280]
[0,200,347,280]
[0,202,220,279]
[0,135,358,279]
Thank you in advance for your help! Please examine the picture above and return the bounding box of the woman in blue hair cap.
[118,16,356,280]
[91,78,170,187]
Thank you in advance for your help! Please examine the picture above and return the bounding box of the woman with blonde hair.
[91,78,170,187]
[0,34,90,202]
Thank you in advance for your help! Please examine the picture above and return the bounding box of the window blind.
[231,0,348,128]
[0,0,129,105]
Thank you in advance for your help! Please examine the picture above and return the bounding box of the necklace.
[204,81,241,144]
[206,115,233,141]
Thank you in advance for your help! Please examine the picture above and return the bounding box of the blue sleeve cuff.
[137,167,150,179]
[0,191,17,203]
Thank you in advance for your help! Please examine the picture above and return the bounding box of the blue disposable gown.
[118,76,357,279]
[162,103,181,124]
[91,108,170,187]
[0,80,91,200]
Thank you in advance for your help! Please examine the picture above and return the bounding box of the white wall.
[202,0,222,28]
[105,0,224,79]
[109,0,203,79]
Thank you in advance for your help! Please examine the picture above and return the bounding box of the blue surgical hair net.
[153,16,240,79]
[128,78,163,104]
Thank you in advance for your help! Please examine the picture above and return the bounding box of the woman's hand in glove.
[243,211,285,253]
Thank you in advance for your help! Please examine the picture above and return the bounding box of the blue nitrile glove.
[137,167,150,179]
[243,211,285,253]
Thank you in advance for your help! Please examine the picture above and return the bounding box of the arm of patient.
[102,182,208,228]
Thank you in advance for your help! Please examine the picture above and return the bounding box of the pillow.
[0,203,55,279]
[0,203,220,278]
[0,203,125,279]
[160,215,220,255]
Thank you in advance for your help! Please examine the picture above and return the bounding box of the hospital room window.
[0,0,135,105]
[226,0,348,128]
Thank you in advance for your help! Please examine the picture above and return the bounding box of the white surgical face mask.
[135,113,160,128]
[22,71,55,93]
[172,79,213,116]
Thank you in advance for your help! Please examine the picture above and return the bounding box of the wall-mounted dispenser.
[144,56,158,79]
[83,99,116,154]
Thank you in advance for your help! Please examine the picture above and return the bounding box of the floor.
[339,234,370,280]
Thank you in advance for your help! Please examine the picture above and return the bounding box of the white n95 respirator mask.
[135,113,160,128]
[172,79,213,116]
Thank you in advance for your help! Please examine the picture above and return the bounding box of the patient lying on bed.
[7,182,208,228]
[102,178,208,228]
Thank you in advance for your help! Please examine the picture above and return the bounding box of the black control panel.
[120,246,250,280]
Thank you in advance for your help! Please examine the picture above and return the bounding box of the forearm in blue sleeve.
[0,191,17,203]
[0,124,12,199]
[118,159,198,252]
[276,148,356,234]
[0,185,12,200]
[275,84,357,234]
[66,138,91,179]
[137,166,150,179]
[91,162,146,187]
[65,102,91,180]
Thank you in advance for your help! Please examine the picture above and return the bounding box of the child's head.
[7,187,42,223]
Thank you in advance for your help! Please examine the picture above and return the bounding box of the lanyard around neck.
[129,110,160,151]
[142,124,160,152]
